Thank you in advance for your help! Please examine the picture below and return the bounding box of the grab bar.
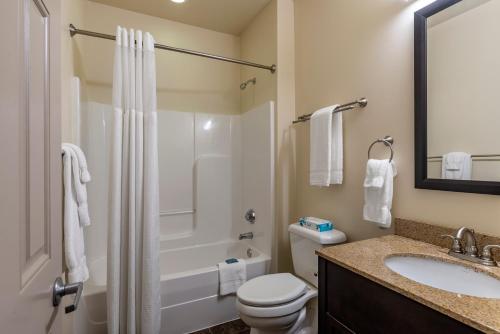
[160,209,196,217]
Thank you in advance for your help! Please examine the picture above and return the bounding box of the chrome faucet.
[239,232,253,240]
[442,227,499,266]
[455,227,479,257]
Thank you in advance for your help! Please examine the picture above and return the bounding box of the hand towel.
[364,159,390,188]
[62,145,89,283]
[62,143,91,227]
[218,259,246,296]
[309,105,342,186]
[441,152,472,180]
[363,159,397,228]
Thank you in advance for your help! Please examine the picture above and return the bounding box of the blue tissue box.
[298,217,333,232]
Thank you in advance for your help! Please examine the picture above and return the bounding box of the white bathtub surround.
[218,259,247,296]
[77,101,275,334]
[441,152,472,180]
[77,241,270,334]
[108,27,160,334]
[62,144,90,283]
[157,103,275,254]
[71,77,81,145]
[240,102,275,257]
[363,159,397,228]
[309,105,342,186]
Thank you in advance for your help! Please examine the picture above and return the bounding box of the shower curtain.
[107,26,161,334]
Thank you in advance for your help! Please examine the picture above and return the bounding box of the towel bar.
[368,136,394,162]
[293,98,367,124]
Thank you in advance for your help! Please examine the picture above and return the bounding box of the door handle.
[52,277,83,313]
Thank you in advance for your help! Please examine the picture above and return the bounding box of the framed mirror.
[415,0,500,195]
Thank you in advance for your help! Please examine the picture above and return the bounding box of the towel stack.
[62,143,92,283]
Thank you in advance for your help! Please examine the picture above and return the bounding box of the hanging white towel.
[218,260,247,296]
[62,143,91,227]
[441,152,472,180]
[309,105,342,186]
[363,159,389,188]
[62,145,89,283]
[66,143,91,183]
[363,159,397,228]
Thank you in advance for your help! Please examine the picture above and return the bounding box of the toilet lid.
[237,273,307,306]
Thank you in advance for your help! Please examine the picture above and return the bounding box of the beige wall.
[78,1,241,115]
[239,0,277,113]
[275,0,296,272]
[61,0,86,142]
[294,0,500,244]
[427,0,500,181]
[240,0,296,272]
[60,1,85,331]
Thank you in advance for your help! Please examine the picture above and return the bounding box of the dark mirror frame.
[414,0,500,195]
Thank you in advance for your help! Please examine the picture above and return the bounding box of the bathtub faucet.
[239,232,254,240]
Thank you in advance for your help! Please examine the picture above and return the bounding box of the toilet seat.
[237,273,307,306]
[237,287,317,318]
[236,274,318,319]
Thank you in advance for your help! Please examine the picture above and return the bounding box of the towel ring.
[368,136,394,162]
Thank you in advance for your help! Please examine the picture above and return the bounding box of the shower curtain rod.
[69,24,277,73]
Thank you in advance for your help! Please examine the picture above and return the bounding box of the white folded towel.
[62,145,90,283]
[441,152,472,180]
[309,105,342,186]
[363,159,397,228]
[218,259,246,296]
[62,143,91,227]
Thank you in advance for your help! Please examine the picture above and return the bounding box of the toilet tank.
[288,223,346,288]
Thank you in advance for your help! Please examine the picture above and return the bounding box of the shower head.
[240,77,256,90]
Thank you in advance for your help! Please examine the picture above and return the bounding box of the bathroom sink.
[384,255,500,299]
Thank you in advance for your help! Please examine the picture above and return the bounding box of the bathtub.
[75,240,271,334]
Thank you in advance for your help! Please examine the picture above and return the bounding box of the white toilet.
[236,223,346,334]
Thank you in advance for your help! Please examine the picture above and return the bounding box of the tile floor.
[190,319,250,334]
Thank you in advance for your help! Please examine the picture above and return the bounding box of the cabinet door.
[325,314,355,334]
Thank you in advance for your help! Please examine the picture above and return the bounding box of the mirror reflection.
[426,0,500,181]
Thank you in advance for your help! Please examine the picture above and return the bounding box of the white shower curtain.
[107,26,161,334]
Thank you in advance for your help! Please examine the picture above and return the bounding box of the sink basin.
[384,255,500,299]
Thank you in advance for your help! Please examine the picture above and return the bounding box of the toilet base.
[243,298,317,334]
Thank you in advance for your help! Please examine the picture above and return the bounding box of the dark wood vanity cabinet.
[318,257,482,334]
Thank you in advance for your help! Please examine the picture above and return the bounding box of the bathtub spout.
[239,232,253,240]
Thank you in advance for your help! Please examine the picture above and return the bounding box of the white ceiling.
[89,0,272,35]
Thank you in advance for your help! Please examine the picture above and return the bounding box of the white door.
[0,0,65,333]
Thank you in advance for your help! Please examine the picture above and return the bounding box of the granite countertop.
[316,235,500,334]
